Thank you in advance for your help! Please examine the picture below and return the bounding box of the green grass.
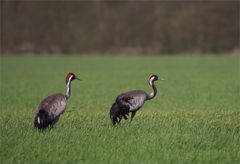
[0,55,240,163]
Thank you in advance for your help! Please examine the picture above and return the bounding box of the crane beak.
[75,77,82,81]
[159,77,165,81]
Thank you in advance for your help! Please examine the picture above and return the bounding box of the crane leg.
[130,111,136,121]
[117,115,122,123]
[123,115,128,120]
[51,116,60,127]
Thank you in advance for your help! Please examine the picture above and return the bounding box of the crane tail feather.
[34,110,51,130]
[110,101,130,126]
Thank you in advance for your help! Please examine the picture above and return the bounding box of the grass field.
[0,55,239,163]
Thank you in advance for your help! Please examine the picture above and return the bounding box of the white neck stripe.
[149,76,155,86]
[66,75,74,97]
[68,75,74,83]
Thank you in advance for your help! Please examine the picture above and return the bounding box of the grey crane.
[34,72,80,130]
[110,74,164,126]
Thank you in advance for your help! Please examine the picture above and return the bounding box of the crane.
[110,74,164,125]
[34,72,80,130]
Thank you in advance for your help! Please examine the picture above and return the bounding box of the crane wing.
[117,96,134,107]
[37,93,67,119]
[52,96,67,117]
[117,90,148,112]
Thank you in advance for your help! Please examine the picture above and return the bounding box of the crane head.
[66,72,80,84]
[149,74,165,85]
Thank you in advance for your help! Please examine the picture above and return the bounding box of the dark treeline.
[1,0,239,54]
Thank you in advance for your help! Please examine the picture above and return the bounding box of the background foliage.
[1,0,239,54]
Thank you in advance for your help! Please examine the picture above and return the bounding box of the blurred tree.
[1,0,239,54]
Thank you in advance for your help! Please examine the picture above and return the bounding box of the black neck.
[147,80,157,100]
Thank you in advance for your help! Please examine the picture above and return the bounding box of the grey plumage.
[34,73,80,130]
[110,74,163,126]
